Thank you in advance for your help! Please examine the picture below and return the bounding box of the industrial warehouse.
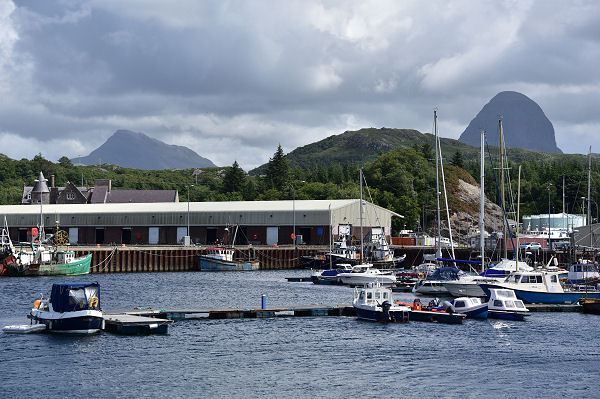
[0,200,401,246]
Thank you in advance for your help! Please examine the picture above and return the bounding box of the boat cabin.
[49,282,101,312]
[453,297,483,310]
[567,263,600,284]
[503,271,564,293]
[204,247,235,262]
[488,289,528,312]
[56,251,76,264]
[353,283,392,307]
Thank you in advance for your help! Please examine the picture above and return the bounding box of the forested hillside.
[1,143,599,237]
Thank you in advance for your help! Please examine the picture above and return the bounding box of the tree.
[265,144,289,189]
[222,160,246,194]
[450,151,464,168]
[421,142,433,161]
[58,156,73,168]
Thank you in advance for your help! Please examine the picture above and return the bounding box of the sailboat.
[338,169,397,287]
[413,110,462,295]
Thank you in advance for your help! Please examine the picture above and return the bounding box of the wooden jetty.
[103,313,173,334]
[526,303,582,312]
[105,304,356,321]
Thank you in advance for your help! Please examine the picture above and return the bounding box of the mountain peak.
[72,130,216,169]
[458,91,562,153]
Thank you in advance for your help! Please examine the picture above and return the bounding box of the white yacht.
[339,264,397,287]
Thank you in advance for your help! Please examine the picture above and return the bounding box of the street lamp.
[186,184,194,244]
[286,182,296,249]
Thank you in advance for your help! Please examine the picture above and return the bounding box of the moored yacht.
[339,264,396,287]
[412,267,465,295]
[479,270,600,304]
[28,282,104,333]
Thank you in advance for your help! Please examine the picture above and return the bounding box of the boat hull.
[29,311,103,333]
[443,282,486,297]
[6,253,92,277]
[488,310,528,321]
[354,306,409,323]
[480,284,600,304]
[199,256,260,271]
[340,275,396,287]
[408,310,465,324]
[581,298,600,314]
[460,305,488,319]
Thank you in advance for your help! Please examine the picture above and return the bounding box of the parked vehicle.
[519,242,541,250]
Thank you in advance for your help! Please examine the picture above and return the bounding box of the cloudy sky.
[0,0,598,169]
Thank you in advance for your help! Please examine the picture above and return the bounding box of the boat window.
[505,300,516,308]
[493,300,503,307]
[85,286,98,302]
[514,301,526,309]
[455,301,465,307]
[68,289,87,310]
[550,275,557,283]
[383,292,388,300]
[521,276,529,283]
[535,275,542,283]
[367,292,372,299]
[375,291,381,299]
[359,292,365,300]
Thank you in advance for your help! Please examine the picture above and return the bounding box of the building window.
[67,193,75,200]
[26,193,31,200]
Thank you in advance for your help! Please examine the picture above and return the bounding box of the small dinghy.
[2,324,47,334]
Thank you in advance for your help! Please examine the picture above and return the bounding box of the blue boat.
[199,247,260,271]
[451,297,488,319]
[479,269,600,304]
[28,282,104,333]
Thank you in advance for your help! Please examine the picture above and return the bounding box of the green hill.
[250,127,577,176]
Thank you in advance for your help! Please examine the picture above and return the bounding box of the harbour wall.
[72,245,576,273]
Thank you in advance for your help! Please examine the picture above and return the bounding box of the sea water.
[1,270,599,398]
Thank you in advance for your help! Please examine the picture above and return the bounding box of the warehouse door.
[68,227,78,244]
[266,227,278,246]
[149,227,159,245]
[176,227,187,244]
[95,228,104,244]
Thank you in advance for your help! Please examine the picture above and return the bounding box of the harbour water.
[1,270,599,398]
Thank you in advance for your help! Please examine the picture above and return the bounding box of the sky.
[0,0,598,170]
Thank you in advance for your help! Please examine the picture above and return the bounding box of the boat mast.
[329,203,332,269]
[435,111,456,261]
[500,119,507,259]
[588,146,592,248]
[359,168,364,263]
[480,130,486,273]
[516,165,522,271]
[434,109,442,261]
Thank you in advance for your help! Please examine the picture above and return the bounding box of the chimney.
[50,175,55,188]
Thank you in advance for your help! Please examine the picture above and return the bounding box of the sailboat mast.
[434,109,442,260]
[359,168,364,263]
[500,119,507,259]
[588,146,592,248]
[480,130,486,273]
[516,165,522,271]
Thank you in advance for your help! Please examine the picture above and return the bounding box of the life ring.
[89,297,99,308]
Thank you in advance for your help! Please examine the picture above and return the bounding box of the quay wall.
[72,245,574,274]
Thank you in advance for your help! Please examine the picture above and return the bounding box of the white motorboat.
[451,297,488,319]
[353,283,410,322]
[339,264,397,287]
[28,282,104,333]
[487,289,530,321]
[479,270,600,304]
[443,258,533,297]
[412,267,466,295]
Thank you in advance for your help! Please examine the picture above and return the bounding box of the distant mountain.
[458,91,562,153]
[72,130,216,169]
